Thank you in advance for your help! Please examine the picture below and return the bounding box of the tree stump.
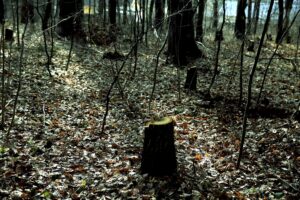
[184,67,197,90]
[5,29,13,42]
[141,117,177,176]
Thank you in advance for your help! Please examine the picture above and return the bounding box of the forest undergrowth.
[0,29,299,199]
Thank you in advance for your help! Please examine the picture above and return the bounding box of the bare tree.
[0,0,4,23]
[247,0,252,34]
[196,0,206,42]
[109,0,117,25]
[276,0,284,43]
[167,0,202,66]
[237,0,275,169]
[58,0,83,37]
[252,0,260,35]
[154,0,164,31]
[212,0,218,29]
[235,0,247,39]
[167,0,203,91]
[283,0,294,43]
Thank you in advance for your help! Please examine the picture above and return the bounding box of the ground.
[0,27,299,199]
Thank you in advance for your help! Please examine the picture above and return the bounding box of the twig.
[256,9,300,105]
[100,37,142,135]
[237,0,275,169]
[148,30,168,113]
[6,20,28,141]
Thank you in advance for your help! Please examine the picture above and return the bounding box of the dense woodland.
[0,0,299,199]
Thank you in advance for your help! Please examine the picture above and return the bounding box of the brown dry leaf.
[194,154,203,161]
[70,164,86,173]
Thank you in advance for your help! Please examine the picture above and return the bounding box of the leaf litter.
[0,30,299,199]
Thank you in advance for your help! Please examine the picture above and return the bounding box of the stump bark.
[141,117,177,176]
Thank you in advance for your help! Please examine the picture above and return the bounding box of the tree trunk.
[141,117,177,176]
[21,0,34,24]
[167,0,202,66]
[109,0,116,25]
[98,0,106,26]
[247,0,252,34]
[58,0,83,37]
[237,0,274,169]
[196,0,205,42]
[0,0,4,24]
[149,0,155,27]
[213,0,218,29]
[235,0,247,39]
[276,0,284,43]
[184,67,197,90]
[283,0,293,43]
[42,0,52,31]
[154,0,164,30]
[252,0,260,35]
[123,0,128,24]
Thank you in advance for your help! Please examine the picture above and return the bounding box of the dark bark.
[141,117,177,176]
[5,29,13,41]
[283,0,293,43]
[123,0,128,24]
[209,0,225,93]
[184,67,197,90]
[213,0,218,29]
[235,0,247,39]
[154,0,164,30]
[141,0,146,38]
[196,0,205,42]
[167,0,202,66]
[58,0,83,37]
[252,0,260,34]
[21,0,34,24]
[42,0,52,31]
[109,0,116,25]
[237,0,274,169]
[98,0,105,22]
[149,0,155,26]
[0,0,4,24]
[247,0,252,34]
[276,0,284,43]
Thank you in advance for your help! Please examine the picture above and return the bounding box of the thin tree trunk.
[252,0,260,35]
[0,0,4,23]
[212,0,218,29]
[36,0,52,76]
[6,19,29,140]
[276,0,284,43]
[237,0,274,169]
[109,0,116,25]
[149,0,155,26]
[1,23,5,130]
[208,0,225,93]
[257,9,300,105]
[123,0,128,24]
[196,0,206,42]
[154,0,164,30]
[247,0,252,34]
[235,0,247,39]
[16,0,20,46]
[283,0,293,43]
[239,40,245,106]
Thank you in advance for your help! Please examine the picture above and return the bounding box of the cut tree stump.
[141,117,177,176]
[184,67,197,90]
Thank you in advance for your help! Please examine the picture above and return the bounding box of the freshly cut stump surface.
[141,117,177,176]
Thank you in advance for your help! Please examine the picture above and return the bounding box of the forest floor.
[0,28,300,199]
